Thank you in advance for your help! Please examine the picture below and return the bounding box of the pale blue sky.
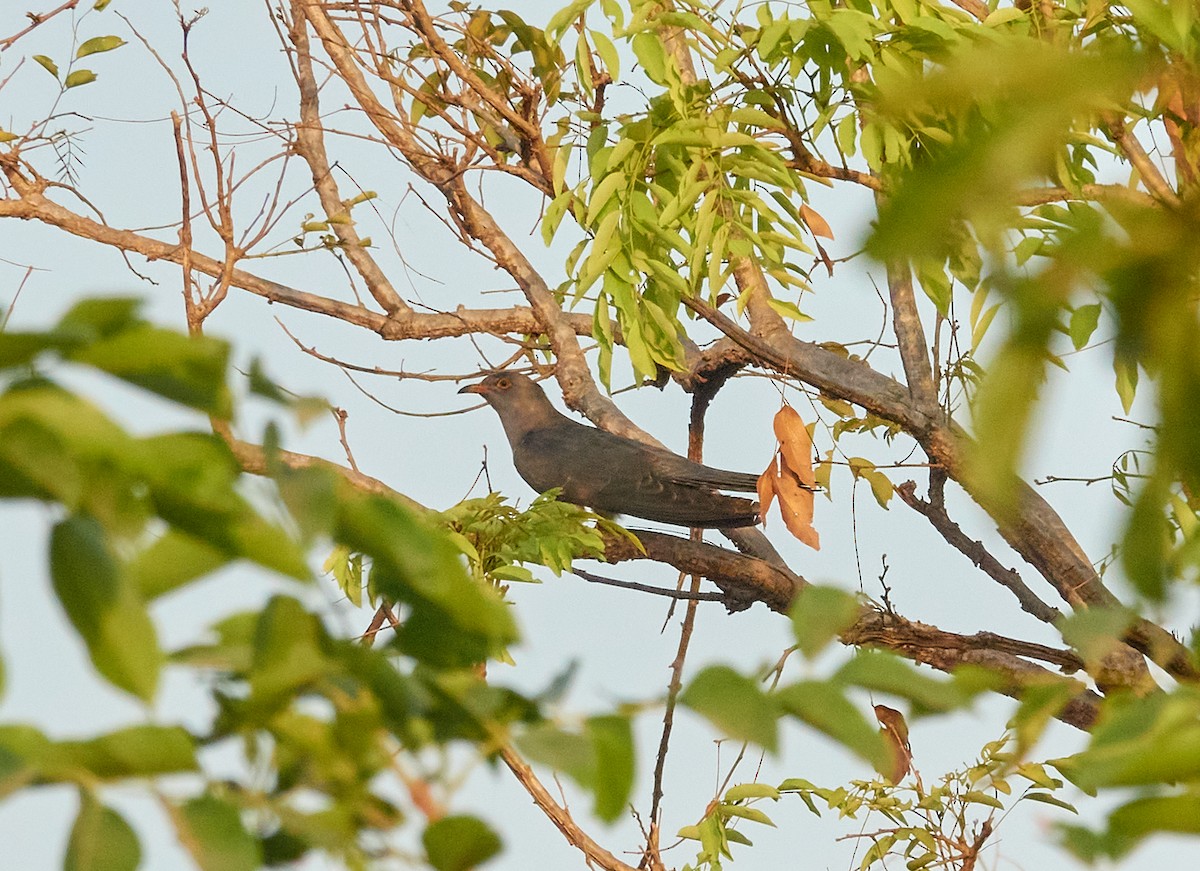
[0,2,1193,869]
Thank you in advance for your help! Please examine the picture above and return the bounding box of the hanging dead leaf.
[775,465,820,550]
[757,454,779,524]
[800,203,835,240]
[874,704,912,784]
[815,238,835,277]
[772,405,815,488]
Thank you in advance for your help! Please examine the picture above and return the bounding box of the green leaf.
[1051,690,1200,791]
[680,666,778,752]
[423,816,503,871]
[776,681,889,774]
[1113,355,1138,414]
[0,725,51,789]
[0,415,79,503]
[33,55,59,78]
[588,715,634,822]
[962,790,1005,809]
[65,69,98,88]
[59,298,144,336]
[1013,761,1063,790]
[631,32,666,83]
[338,491,517,665]
[134,433,310,580]
[76,36,126,58]
[984,8,1029,27]
[0,331,75,368]
[718,803,775,826]
[1108,793,1200,838]
[965,334,1049,514]
[590,28,620,78]
[176,796,260,871]
[724,783,781,801]
[66,791,140,871]
[1021,791,1077,813]
[865,469,893,508]
[789,586,860,657]
[1011,679,1083,757]
[50,516,162,700]
[517,723,594,786]
[128,530,229,600]
[766,297,813,322]
[1057,607,1137,669]
[68,325,232,416]
[834,651,973,714]
[1123,475,1170,599]
[250,597,332,701]
[1068,303,1101,350]
[60,725,198,779]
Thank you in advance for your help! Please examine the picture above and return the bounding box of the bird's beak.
[458,383,488,395]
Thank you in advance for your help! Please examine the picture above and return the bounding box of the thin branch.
[573,569,725,602]
[0,0,79,51]
[500,746,639,871]
[648,376,727,840]
[285,6,410,316]
[896,477,1062,625]
[1105,114,1181,207]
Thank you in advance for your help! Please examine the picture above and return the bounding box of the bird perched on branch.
[459,371,762,528]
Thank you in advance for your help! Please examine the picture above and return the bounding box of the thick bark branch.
[683,295,1194,685]
[883,259,937,412]
[842,611,1100,730]
[602,530,804,614]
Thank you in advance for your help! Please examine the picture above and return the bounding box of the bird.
[459,371,762,528]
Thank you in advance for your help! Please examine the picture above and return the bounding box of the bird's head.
[458,371,518,397]
[459,371,561,440]
[458,371,550,414]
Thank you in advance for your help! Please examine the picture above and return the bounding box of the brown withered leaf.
[800,203,835,240]
[757,454,779,524]
[772,405,815,488]
[874,704,912,784]
[774,465,820,550]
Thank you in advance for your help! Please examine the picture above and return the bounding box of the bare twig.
[500,746,638,871]
[573,569,725,602]
[895,476,1061,625]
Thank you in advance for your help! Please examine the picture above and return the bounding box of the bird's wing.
[641,445,761,492]
[518,426,760,527]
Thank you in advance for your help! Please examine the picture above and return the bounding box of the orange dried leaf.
[773,405,815,487]
[800,203,835,240]
[775,466,820,550]
[757,456,779,525]
[874,704,912,784]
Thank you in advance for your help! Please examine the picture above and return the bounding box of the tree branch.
[682,294,1195,686]
[500,746,639,871]
[896,477,1062,625]
[883,258,938,412]
[841,611,1099,730]
[285,7,410,316]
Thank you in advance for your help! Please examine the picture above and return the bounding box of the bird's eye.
[495,377,510,389]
